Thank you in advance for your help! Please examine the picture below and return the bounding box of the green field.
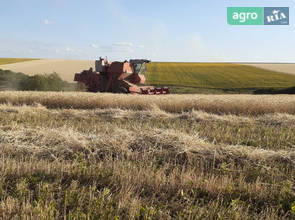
[0,58,37,65]
[146,63,295,93]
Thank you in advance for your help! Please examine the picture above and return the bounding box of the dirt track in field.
[246,63,295,75]
[0,59,95,82]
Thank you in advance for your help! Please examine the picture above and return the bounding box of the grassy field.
[146,63,295,93]
[0,58,37,65]
[0,91,295,219]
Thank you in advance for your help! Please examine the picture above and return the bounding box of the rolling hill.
[0,58,37,65]
[146,62,295,93]
[1,59,295,93]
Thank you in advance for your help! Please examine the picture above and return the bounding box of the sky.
[0,0,294,62]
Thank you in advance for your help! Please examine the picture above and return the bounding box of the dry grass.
[0,91,295,115]
[0,92,295,219]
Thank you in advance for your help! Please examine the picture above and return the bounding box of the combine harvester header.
[74,58,170,95]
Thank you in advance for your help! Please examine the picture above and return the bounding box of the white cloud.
[44,19,53,25]
[91,44,98,48]
[89,42,137,56]
[65,46,74,52]
[98,42,135,54]
[112,42,133,47]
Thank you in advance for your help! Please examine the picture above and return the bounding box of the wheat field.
[0,92,295,219]
[0,59,94,83]
[248,64,295,76]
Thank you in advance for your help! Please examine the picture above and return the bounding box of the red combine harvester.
[74,58,169,94]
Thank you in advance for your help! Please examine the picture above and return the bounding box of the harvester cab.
[74,58,169,95]
[95,57,109,74]
[129,59,150,75]
[95,58,150,75]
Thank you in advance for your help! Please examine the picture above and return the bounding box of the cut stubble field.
[0,91,295,219]
[248,63,295,76]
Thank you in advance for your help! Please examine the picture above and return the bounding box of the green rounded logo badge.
[227,7,264,25]
[227,7,290,25]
